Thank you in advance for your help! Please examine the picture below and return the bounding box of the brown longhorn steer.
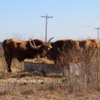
[3,38,53,72]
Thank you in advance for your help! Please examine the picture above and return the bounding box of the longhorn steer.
[46,39,99,74]
[3,38,52,72]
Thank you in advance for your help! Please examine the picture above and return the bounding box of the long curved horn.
[29,40,42,50]
[48,37,54,44]
[29,38,36,47]
[44,37,54,50]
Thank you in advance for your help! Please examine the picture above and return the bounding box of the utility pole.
[94,27,100,88]
[94,27,100,41]
[41,14,53,42]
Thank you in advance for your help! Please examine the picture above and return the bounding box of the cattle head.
[29,37,54,57]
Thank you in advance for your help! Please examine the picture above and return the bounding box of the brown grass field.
[0,48,100,100]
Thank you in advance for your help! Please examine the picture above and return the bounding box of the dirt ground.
[0,58,100,100]
[0,69,99,100]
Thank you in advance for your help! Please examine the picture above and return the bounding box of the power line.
[41,14,53,42]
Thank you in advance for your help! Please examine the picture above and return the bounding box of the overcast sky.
[0,0,100,41]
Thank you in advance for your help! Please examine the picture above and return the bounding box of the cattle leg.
[4,53,12,72]
[7,60,12,72]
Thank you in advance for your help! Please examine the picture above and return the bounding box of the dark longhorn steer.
[46,39,99,76]
[3,38,53,72]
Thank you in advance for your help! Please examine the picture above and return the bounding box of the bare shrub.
[58,45,100,94]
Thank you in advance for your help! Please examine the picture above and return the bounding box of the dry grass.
[25,57,54,64]
[0,48,100,100]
